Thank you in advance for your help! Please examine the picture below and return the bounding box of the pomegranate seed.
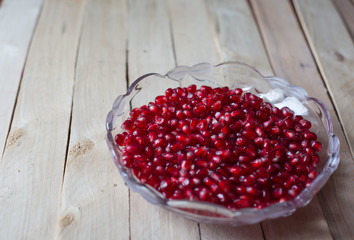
[299,119,312,129]
[115,134,125,146]
[308,170,318,180]
[304,131,317,140]
[246,186,258,196]
[282,107,294,118]
[242,130,256,140]
[230,166,243,176]
[236,137,248,146]
[126,144,141,153]
[288,142,300,152]
[263,119,273,130]
[284,130,296,140]
[211,101,222,111]
[271,127,281,136]
[195,146,208,157]
[273,187,284,199]
[311,141,323,152]
[283,117,293,128]
[219,180,231,193]
[117,85,322,210]
[198,188,211,201]
[215,149,231,160]
[312,154,320,167]
[255,126,265,137]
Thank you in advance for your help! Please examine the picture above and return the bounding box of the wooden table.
[1,0,353,239]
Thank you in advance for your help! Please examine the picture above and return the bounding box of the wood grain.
[168,0,219,65]
[206,0,333,239]
[205,0,272,76]
[293,4,354,236]
[127,1,200,239]
[294,0,354,158]
[0,0,86,238]
[252,0,354,238]
[332,0,354,40]
[56,0,129,239]
[169,0,264,238]
[200,224,264,240]
[0,0,43,156]
[204,0,326,239]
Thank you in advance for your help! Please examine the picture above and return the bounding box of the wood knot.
[299,62,310,69]
[60,214,74,228]
[334,51,344,62]
[7,128,25,147]
[69,138,95,158]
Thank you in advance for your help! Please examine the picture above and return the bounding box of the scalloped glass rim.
[106,61,340,225]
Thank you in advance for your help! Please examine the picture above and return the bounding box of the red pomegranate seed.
[304,131,317,140]
[117,85,322,210]
[312,154,320,167]
[236,137,248,146]
[115,134,125,146]
[211,101,222,111]
[273,187,284,199]
[242,130,256,140]
[299,119,312,129]
[215,149,231,160]
[311,141,323,152]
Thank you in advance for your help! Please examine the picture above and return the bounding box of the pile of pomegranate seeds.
[115,85,322,209]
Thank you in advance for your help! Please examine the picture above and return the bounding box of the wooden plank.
[0,0,86,238]
[168,0,219,65]
[205,0,272,76]
[294,0,354,158]
[169,0,264,238]
[0,0,43,156]
[200,224,264,240]
[293,1,354,237]
[127,1,200,239]
[252,0,354,238]
[205,0,330,239]
[332,0,354,40]
[56,0,129,239]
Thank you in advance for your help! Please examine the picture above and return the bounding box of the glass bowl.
[106,62,340,225]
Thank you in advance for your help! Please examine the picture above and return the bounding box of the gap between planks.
[0,0,87,238]
[56,0,130,239]
[206,0,332,239]
[60,2,86,182]
[251,0,354,238]
[332,0,354,41]
[0,0,44,157]
[55,0,87,237]
[293,0,354,159]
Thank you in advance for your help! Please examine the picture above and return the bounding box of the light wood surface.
[57,0,130,239]
[294,0,354,158]
[0,0,85,238]
[0,0,43,155]
[168,0,219,65]
[127,1,200,239]
[254,1,354,238]
[332,0,354,40]
[207,1,331,239]
[205,0,272,76]
[0,0,353,239]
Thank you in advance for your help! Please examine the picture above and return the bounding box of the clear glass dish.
[106,62,340,225]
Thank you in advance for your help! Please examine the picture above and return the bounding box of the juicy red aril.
[115,134,125,146]
[116,85,322,210]
[311,141,323,152]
